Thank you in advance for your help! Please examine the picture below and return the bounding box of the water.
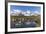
[11,21,37,28]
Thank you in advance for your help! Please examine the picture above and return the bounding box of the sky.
[10,5,41,14]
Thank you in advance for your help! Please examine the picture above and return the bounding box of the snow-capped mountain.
[10,9,40,16]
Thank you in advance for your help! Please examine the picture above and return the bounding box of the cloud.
[11,9,22,14]
[11,9,40,16]
[11,10,32,16]
[23,10,31,16]
[31,11,40,16]
[13,9,21,13]
[26,10,31,14]
[34,11,40,14]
